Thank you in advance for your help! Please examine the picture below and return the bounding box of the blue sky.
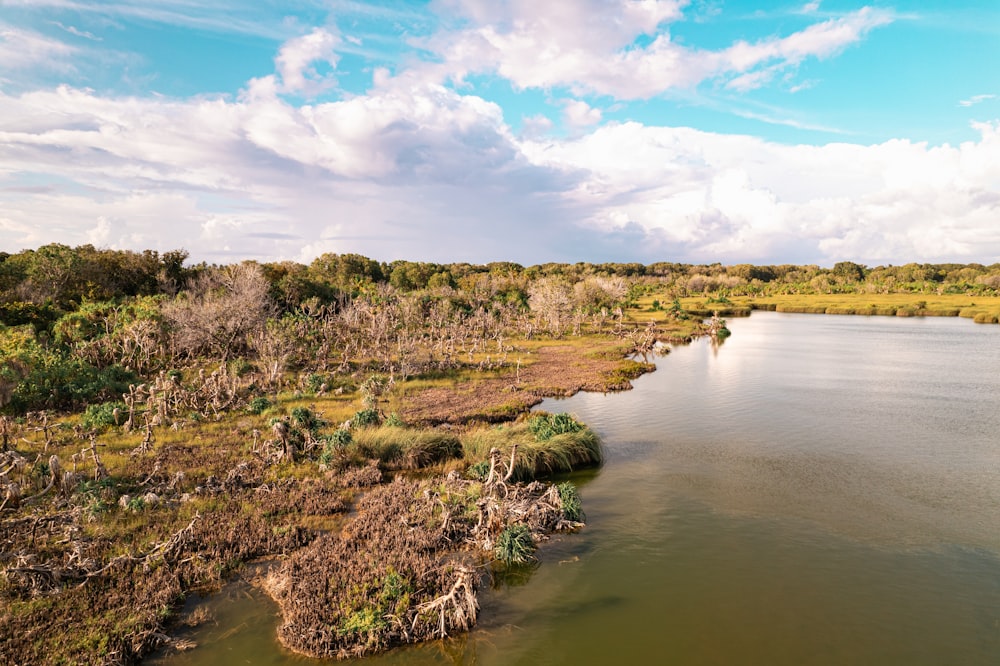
[1,0,998,266]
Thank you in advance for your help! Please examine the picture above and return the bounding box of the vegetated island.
[1,245,998,665]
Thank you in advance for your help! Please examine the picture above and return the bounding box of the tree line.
[1,243,997,415]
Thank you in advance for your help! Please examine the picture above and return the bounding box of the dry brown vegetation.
[0,247,717,664]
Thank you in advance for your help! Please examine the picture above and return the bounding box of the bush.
[494,524,534,565]
[305,373,328,394]
[352,408,381,428]
[247,396,271,415]
[291,406,325,433]
[81,401,127,432]
[328,427,353,447]
[466,460,490,481]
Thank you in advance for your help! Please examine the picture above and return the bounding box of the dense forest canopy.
[1,243,998,415]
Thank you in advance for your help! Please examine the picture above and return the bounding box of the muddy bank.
[400,341,659,425]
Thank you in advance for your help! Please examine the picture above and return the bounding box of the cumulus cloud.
[520,120,1000,263]
[1,8,997,267]
[275,27,340,95]
[3,72,999,266]
[561,99,602,128]
[421,1,893,99]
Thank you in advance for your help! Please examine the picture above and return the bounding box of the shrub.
[466,460,491,481]
[305,373,327,394]
[352,408,382,428]
[328,427,353,447]
[291,406,325,433]
[494,524,535,565]
[247,396,271,415]
[81,401,127,432]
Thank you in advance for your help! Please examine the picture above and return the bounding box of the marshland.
[2,246,999,664]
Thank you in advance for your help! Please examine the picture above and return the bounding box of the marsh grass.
[349,426,462,469]
[493,524,534,565]
[661,294,1000,322]
[461,421,602,481]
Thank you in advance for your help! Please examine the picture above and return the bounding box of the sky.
[1,0,999,268]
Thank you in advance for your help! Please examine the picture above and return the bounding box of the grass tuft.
[494,524,534,565]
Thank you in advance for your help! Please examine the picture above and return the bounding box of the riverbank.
[630,293,1000,323]
[0,323,700,665]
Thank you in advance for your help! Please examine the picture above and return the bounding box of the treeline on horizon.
[3,243,1000,311]
[1,242,998,416]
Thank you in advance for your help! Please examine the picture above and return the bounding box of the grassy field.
[631,293,1000,324]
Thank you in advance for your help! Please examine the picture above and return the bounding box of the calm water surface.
[153,313,1000,665]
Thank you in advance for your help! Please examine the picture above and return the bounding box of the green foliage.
[337,606,387,644]
[305,373,328,394]
[528,412,585,442]
[81,401,127,432]
[466,460,491,481]
[557,482,584,522]
[0,325,137,413]
[352,408,382,429]
[246,396,272,415]
[291,406,325,433]
[384,411,404,427]
[329,427,353,447]
[462,422,602,481]
[494,524,535,565]
[348,426,461,469]
[320,428,353,465]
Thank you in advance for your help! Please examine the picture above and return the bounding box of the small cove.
[152,312,1000,665]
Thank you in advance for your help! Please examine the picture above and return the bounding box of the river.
[152,312,1000,665]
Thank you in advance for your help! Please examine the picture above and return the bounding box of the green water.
[151,313,1000,665]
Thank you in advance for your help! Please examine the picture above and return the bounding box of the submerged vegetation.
[2,244,998,664]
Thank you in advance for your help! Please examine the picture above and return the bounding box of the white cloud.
[1,10,998,268]
[520,120,1000,263]
[0,23,77,71]
[958,94,996,108]
[561,99,602,128]
[419,2,893,99]
[275,27,340,95]
[801,1,822,13]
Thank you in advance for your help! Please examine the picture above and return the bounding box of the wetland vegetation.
[1,245,999,664]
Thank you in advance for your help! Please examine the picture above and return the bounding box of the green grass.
[679,293,1000,323]
[461,421,602,481]
[493,523,534,565]
[348,425,462,469]
[629,292,1000,324]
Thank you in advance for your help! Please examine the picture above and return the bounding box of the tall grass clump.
[494,523,534,565]
[349,425,461,469]
[462,420,602,481]
[557,482,584,521]
[528,412,584,441]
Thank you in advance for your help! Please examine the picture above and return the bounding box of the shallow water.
[152,312,1000,665]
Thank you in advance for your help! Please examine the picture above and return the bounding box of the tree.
[163,262,275,361]
[528,278,573,337]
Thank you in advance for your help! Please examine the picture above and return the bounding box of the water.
[153,312,1000,665]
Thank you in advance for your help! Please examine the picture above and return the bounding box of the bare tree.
[528,278,573,337]
[163,262,275,361]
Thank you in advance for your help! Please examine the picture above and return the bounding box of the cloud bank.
[0,1,998,267]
